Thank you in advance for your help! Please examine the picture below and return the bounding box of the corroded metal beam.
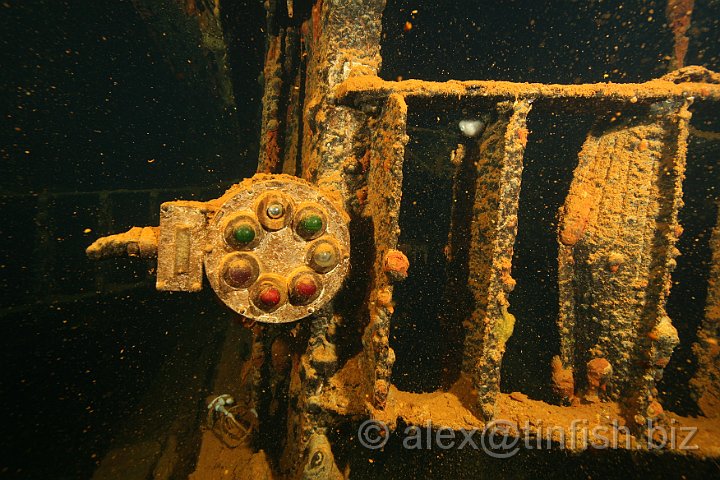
[362,93,409,411]
[441,100,531,421]
[692,202,720,417]
[336,66,720,105]
[280,0,389,476]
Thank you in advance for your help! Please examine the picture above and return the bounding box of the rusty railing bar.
[336,75,720,105]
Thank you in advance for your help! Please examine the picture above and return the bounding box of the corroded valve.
[87,174,351,323]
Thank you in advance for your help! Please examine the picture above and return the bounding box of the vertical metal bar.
[454,100,531,421]
[362,93,408,410]
[282,0,388,474]
[692,201,720,417]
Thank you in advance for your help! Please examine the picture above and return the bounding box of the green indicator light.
[300,214,323,234]
[233,224,255,244]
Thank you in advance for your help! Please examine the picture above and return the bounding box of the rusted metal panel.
[157,201,211,292]
[556,99,692,426]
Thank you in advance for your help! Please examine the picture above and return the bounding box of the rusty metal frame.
[86,0,720,476]
[221,1,720,474]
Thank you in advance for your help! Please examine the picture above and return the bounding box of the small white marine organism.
[458,115,490,138]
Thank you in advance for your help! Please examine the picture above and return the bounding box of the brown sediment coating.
[692,202,720,418]
[258,34,284,173]
[189,432,274,480]
[556,98,692,425]
[186,345,720,478]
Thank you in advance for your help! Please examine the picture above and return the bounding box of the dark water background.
[1,0,719,478]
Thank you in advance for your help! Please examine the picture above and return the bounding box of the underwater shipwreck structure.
[87,0,720,478]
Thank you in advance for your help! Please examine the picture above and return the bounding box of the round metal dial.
[204,175,350,323]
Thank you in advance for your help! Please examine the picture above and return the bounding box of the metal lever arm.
[86,226,159,260]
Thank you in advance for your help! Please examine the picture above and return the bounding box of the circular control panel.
[204,175,350,323]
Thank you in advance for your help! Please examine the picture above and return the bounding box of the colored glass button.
[300,214,323,234]
[313,244,335,267]
[233,224,256,244]
[256,192,292,231]
[289,273,321,306]
[266,203,284,219]
[259,286,281,307]
[224,258,257,288]
[295,275,318,297]
[309,242,339,273]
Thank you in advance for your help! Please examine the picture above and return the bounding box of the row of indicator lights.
[255,273,320,310]
[222,247,336,311]
[227,209,325,249]
[223,241,339,291]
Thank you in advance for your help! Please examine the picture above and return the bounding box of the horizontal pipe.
[336,73,720,105]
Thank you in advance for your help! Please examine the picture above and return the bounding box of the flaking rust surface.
[692,202,720,417]
[556,99,692,423]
